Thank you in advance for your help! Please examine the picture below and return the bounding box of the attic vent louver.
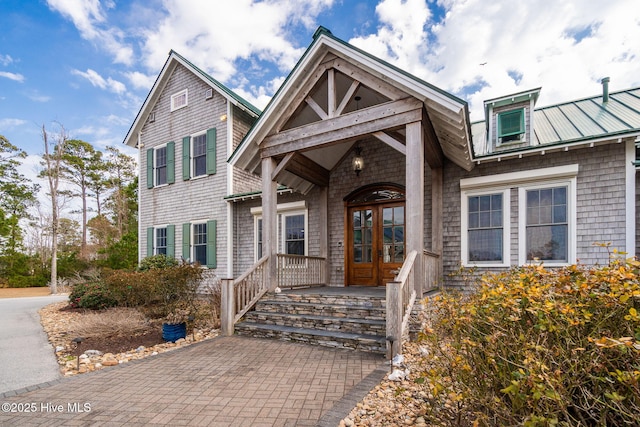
[147,112,155,123]
[205,88,213,100]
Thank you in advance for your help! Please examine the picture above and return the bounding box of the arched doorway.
[344,183,405,287]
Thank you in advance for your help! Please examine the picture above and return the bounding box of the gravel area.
[39,301,219,377]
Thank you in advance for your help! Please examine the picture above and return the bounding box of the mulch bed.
[68,329,165,356]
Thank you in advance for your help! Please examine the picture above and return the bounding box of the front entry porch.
[221,250,440,356]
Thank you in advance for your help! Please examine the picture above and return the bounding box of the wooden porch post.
[406,121,425,295]
[431,167,443,282]
[220,278,235,336]
[319,186,329,285]
[262,157,278,290]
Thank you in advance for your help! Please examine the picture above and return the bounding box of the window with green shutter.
[182,137,190,181]
[206,128,216,175]
[497,109,525,143]
[182,223,191,261]
[166,142,175,184]
[206,220,217,269]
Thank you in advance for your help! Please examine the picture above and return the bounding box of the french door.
[347,202,405,287]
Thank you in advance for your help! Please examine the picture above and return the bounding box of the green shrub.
[68,281,118,310]
[418,259,640,426]
[138,254,179,271]
[102,263,203,322]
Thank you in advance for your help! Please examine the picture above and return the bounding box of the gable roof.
[123,50,261,147]
[472,86,640,160]
[229,26,474,177]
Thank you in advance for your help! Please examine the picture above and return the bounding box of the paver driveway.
[0,336,386,426]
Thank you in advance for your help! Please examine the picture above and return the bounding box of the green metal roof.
[473,87,640,157]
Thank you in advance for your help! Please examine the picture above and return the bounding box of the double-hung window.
[146,142,175,189]
[461,188,510,266]
[146,225,174,258]
[155,227,167,255]
[192,133,207,177]
[252,202,307,261]
[155,146,167,186]
[182,220,217,268]
[182,128,216,180]
[193,222,207,266]
[462,165,577,267]
[522,185,570,263]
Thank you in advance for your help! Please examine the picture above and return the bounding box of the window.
[461,189,510,266]
[146,142,174,189]
[182,128,216,180]
[462,165,578,267]
[182,220,217,268]
[192,134,207,177]
[498,108,525,143]
[524,186,568,263]
[283,214,305,255]
[193,223,207,266]
[155,146,167,186]
[155,227,167,255]
[146,225,174,258]
[252,202,307,261]
[171,89,188,111]
[468,193,504,263]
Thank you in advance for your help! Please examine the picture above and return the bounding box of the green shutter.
[147,227,154,257]
[182,223,191,261]
[146,149,154,189]
[166,141,175,184]
[498,109,524,137]
[206,128,216,175]
[206,219,217,269]
[182,136,191,180]
[166,224,175,258]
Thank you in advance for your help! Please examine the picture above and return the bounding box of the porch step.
[234,288,388,354]
[234,323,387,354]
[254,300,386,320]
[243,311,385,335]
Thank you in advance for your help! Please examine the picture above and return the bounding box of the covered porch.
[224,27,473,354]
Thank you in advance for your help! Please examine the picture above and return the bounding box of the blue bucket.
[162,322,187,342]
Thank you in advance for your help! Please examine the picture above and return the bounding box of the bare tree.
[40,124,68,294]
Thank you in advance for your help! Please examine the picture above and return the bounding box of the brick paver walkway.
[0,336,386,426]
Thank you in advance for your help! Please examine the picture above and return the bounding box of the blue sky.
[1,0,639,171]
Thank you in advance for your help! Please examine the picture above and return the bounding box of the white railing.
[386,250,418,358]
[276,254,327,289]
[221,256,269,335]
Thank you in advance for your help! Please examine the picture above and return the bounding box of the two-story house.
[124,50,261,279]
[126,28,640,355]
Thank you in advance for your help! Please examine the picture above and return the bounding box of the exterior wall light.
[353,145,364,176]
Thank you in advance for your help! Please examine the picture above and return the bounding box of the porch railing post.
[220,278,235,336]
[386,281,402,359]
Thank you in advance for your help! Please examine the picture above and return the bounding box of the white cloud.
[123,71,156,90]
[346,0,640,120]
[0,71,25,82]
[0,54,15,66]
[0,118,28,128]
[46,0,134,65]
[138,0,335,104]
[72,68,126,94]
[26,91,51,103]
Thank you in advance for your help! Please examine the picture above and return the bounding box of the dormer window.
[498,108,525,143]
[171,89,188,111]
